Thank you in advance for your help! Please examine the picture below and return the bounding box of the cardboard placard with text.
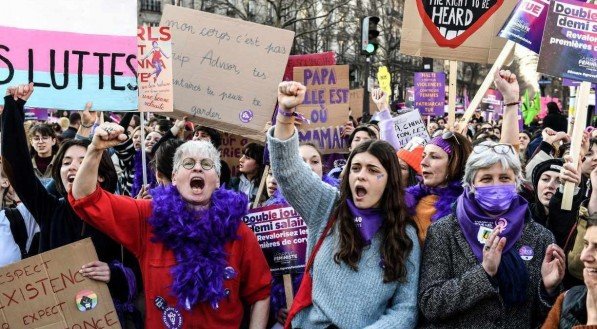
[349,89,376,121]
[379,110,431,149]
[293,65,350,154]
[0,239,120,329]
[243,205,307,275]
[137,26,173,112]
[0,0,138,111]
[400,0,516,64]
[161,5,295,141]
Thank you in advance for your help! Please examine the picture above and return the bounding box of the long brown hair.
[333,140,417,283]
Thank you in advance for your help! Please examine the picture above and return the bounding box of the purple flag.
[499,0,550,53]
[414,72,445,117]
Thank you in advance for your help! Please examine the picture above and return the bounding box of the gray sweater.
[267,128,420,329]
[418,212,558,328]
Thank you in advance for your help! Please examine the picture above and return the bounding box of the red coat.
[69,187,271,329]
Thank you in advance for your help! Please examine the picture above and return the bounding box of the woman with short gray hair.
[418,138,567,328]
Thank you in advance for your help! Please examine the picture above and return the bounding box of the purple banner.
[537,0,597,84]
[24,107,49,121]
[499,0,550,53]
[563,78,597,88]
[243,204,307,275]
[414,72,445,117]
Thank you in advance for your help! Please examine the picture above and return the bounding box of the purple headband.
[430,135,453,156]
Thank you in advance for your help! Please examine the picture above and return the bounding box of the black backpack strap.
[5,207,28,258]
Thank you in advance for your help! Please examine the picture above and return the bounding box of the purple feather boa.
[148,185,248,310]
[132,150,156,197]
[405,181,463,222]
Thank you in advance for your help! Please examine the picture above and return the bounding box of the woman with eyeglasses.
[69,124,272,329]
[418,140,566,328]
[269,81,420,329]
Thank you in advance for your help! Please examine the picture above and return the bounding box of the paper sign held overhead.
[293,65,350,154]
[161,5,295,141]
[537,0,597,84]
[414,72,445,117]
[379,110,431,150]
[0,239,120,329]
[0,0,138,111]
[400,0,516,64]
[137,26,174,112]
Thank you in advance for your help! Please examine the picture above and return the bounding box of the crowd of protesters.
[1,67,596,329]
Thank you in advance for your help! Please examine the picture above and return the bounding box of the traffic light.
[361,16,380,56]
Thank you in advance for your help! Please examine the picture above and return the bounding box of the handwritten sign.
[137,26,173,112]
[243,205,307,274]
[414,72,445,116]
[537,0,597,84]
[379,110,431,149]
[0,239,120,329]
[400,0,516,63]
[161,5,295,141]
[499,0,550,53]
[0,0,137,111]
[294,65,350,154]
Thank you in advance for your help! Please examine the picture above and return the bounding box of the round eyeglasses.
[180,158,215,171]
[473,143,515,155]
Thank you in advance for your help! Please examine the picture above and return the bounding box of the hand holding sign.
[5,83,34,101]
[371,88,389,112]
[80,261,111,283]
[493,69,519,104]
[278,81,306,112]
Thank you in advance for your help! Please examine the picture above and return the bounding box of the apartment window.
[141,0,161,12]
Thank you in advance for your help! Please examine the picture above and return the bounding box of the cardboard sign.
[243,205,307,275]
[137,26,173,112]
[0,239,120,329]
[414,72,445,116]
[161,5,295,141]
[537,0,597,84]
[0,0,138,111]
[400,0,516,63]
[499,0,550,53]
[379,110,431,149]
[349,89,376,120]
[283,52,336,81]
[294,65,350,154]
[220,132,261,177]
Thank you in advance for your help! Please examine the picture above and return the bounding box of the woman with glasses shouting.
[418,140,566,328]
[69,123,272,329]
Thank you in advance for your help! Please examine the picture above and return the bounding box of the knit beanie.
[531,158,564,192]
[397,144,424,175]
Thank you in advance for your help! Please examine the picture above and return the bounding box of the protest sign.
[283,52,335,81]
[349,89,376,120]
[537,0,597,84]
[137,26,173,113]
[377,66,392,99]
[414,72,445,116]
[400,0,516,64]
[0,239,120,329]
[563,78,597,87]
[0,0,137,111]
[243,205,307,274]
[294,65,350,154]
[499,0,550,53]
[379,110,431,149]
[480,88,504,113]
[161,5,295,141]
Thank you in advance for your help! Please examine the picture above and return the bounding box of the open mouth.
[355,186,367,200]
[544,192,554,199]
[190,177,205,193]
[67,174,76,183]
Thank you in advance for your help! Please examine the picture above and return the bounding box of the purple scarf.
[405,181,463,221]
[148,185,247,310]
[346,199,384,245]
[456,188,528,262]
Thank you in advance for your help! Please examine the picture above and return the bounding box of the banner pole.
[283,274,294,309]
[140,112,148,187]
[447,61,458,129]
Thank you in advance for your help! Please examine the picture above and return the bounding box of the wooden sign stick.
[252,164,270,209]
[283,274,294,309]
[457,40,516,133]
[140,112,148,186]
[562,81,592,210]
[447,61,458,129]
